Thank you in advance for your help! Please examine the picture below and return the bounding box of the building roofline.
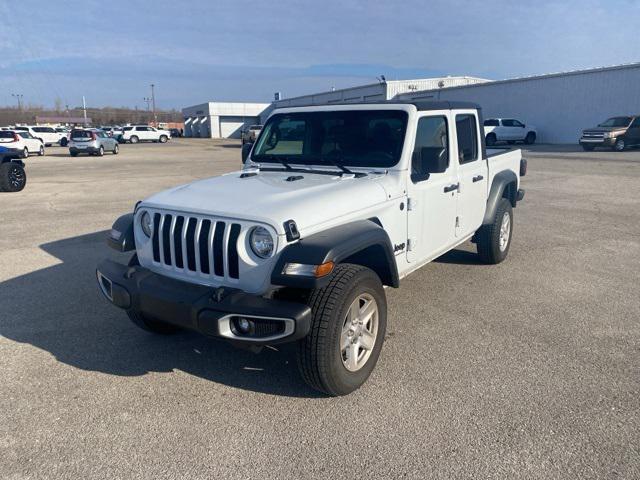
[416,62,640,94]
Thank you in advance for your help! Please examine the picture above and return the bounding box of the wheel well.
[341,244,396,287]
[502,181,518,207]
[486,132,496,139]
[527,131,536,138]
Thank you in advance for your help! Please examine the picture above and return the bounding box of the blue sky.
[1,0,638,109]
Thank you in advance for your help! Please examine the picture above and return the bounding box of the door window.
[630,117,640,128]
[456,114,478,164]
[411,116,449,182]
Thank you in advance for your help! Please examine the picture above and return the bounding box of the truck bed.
[486,148,522,190]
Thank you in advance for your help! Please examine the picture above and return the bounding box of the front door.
[628,117,640,146]
[406,112,459,263]
[454,112,489,238]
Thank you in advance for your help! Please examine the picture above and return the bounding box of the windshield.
[598,117,632,127]
[252,110,408,169]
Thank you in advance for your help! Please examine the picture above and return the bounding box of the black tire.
[297,264,387,396]
[613,138,626,152]
[486,133,497,146]
[524,132,536,145]
[476,197,513,264]
[60,138,68,147]
[582,144,595,151]
[70,151,78,157]
[159,135,168,143]
[0,162,27,192]
[38,145,45,156]
[22,147,29,158]
[130,135,139,144]
[113,144,119,154]
[97,146,104,157]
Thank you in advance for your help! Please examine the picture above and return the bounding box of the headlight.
[140,211,152,237]
[249,226,274,258]
[604,132,612,138]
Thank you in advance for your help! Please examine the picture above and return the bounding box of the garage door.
[219,116,260,139]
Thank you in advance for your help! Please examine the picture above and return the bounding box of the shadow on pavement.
[434,248,484,265]
[0,231,320,398]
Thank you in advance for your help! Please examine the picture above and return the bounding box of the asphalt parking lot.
[1,139,639,479]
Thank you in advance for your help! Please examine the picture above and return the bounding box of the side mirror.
[410,147,448,182]
[521,124,526,128]
[241,143,253,164]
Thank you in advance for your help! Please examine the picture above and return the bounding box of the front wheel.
[486,133,497,146]
[60,138,68,147]
[613,138,626,152]
[97,146,104,156]
[476,197,513,264]
[0,162,27,192]
[38,145,45,156]
[22,147,29,158]
[297,264,387,396]
[159,135,168,143]
[524,132,536,145]
[113,144,119,154]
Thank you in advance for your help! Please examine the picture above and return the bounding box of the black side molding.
[106,213,135,252]
[271,220,399,289]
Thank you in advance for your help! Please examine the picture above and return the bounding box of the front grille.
[151,213,241,280]
[582,131,605,139]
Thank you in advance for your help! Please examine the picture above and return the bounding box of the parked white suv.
[0,130,45,157]
[14,126,66,146]
[120,125,170,144]
[484,118,537,146]
[97,101,526,396]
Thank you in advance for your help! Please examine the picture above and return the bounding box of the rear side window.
[501,119,516,127]
[0,131,15,138]
[456,114,478,164]
[71,130,92,139]
[484,119,499,127]
[14,126,27,131]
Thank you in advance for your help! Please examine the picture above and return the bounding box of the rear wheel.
[60,137,68,147]
[476,197,513,264]
[582,144,595,151]
[297,264,387,396]
[486,133,497,146]
[97,146,104,156]
[113,144,119,154]
[0,162,27,192]
[130,135,139,144]
[524,132,536,144]
[22,147,29,158]
[613,138,626,152]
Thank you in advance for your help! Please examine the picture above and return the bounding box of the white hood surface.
[142,170,391,235]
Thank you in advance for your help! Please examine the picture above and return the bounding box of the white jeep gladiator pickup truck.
[97,101,526,396]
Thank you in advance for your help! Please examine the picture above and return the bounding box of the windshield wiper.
[316,153,368,177]
[251,155,293,170]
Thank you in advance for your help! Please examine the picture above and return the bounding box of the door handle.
[472,175,484,183]
[443,183,459,193]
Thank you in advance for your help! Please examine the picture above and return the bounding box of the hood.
[583,126,627,133]
[141,169,390,235]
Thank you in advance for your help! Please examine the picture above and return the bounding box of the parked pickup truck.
[484,118,537,146]
[97,101,526,396]
[579,115,640,151]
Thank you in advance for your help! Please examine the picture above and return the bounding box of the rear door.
[500,119,519,140]
[454,111,488,238]
[406,111,459,263]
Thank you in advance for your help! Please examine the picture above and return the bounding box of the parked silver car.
[69,129,119,156]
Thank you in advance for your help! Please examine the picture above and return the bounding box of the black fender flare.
[271,220,399,289]
[483,170,518,225]
[107,213,136,252]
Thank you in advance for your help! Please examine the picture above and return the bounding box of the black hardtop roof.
[278,100,482,112]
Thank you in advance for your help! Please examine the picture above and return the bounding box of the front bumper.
[579,137,615,147]
[96,259,312,345]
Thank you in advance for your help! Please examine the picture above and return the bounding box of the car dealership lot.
[1,140,638,479]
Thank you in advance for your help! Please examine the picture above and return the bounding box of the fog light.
[237,317,251,333]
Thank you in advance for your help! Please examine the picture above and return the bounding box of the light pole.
[11,93,23,110]
[150,84,157,127]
